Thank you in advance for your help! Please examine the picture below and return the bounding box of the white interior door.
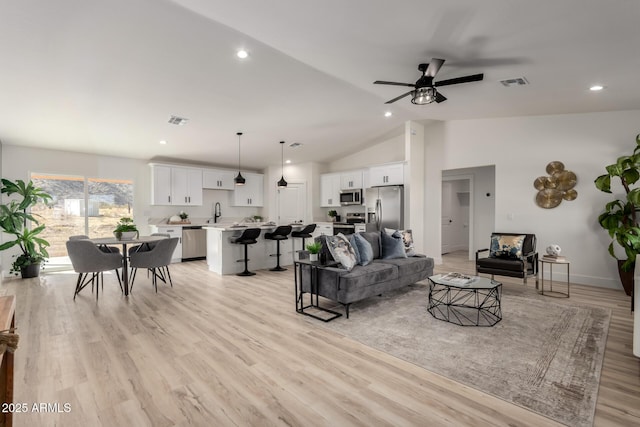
[277,182,306,225]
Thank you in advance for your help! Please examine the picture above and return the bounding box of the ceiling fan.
[373,59,483,105]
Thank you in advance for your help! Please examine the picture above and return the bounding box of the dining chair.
[128,232,170,255]
[66,239,123,300]
[129,237,179,292]
[68,235,122,289]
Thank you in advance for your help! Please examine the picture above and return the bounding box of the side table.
[294,260,342,322]
[539,257,570,298]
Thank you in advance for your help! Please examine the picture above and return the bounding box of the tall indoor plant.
[0,179,52,278]
[594,133,640,296]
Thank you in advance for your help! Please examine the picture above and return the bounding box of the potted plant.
[179,211,189,222]
[328,210,338,222]
[0,178,52,278]
[306,241,322,262]
[594,133,640,296]
[113,217,139,241]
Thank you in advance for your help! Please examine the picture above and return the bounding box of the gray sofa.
[300,231,433,318]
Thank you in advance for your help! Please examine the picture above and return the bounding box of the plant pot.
[21,263,41,279]
[114,231,138,241]
[617,260,634,296]
[309,253,319,262]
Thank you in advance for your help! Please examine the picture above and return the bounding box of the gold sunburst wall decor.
[534,161,577,208]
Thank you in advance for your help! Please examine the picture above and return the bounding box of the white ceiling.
[1,0,639,170]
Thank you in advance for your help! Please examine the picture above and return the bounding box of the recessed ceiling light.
[590,85,604,91]
[236,49,249,59]
[285,160,291,164]
[159,140,167,145]
[384,111,392,117]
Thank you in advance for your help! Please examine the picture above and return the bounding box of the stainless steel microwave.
[340,189,362,205]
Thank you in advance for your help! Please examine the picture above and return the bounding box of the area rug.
[318,283,611,427]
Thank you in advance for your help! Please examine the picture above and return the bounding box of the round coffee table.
[428,274,502,326]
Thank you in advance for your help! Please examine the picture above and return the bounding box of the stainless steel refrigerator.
[365,185,404,231]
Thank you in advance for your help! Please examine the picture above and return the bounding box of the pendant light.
[277,141,288,188]
[234,132,246,185]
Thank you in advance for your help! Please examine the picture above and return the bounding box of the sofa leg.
[344,304,350,319]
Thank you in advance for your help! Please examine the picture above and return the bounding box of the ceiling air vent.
[289,142,303,148]
[500,77,529,87]
[168,115,189,125]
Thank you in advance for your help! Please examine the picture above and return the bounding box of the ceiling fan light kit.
[374,58,483,105]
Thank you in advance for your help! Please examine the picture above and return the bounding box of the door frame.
[441,174,474,260]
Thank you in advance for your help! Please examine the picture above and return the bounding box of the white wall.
[329,133,404,172]
[424,109,640,289]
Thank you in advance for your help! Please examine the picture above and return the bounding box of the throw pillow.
[326,233,357,270]
[380,230,407,259]
[490,234,526,259]
[352,233,374,266]
[349,234,361,265]
[384,228,416,256]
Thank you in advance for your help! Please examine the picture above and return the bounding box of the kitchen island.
[204,224,306,275]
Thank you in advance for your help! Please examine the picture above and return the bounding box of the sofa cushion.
[326,233,357,270]
[381,230,407,259]
[337,262,398,290]
[352,233,374,266]
[375,255,432,277]
[349,234,361,265]
[490,234,526,259]
[359,231,381,259]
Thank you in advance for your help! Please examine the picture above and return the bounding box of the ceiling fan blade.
[374,80,415,87]
[434,73,484,87]
[425,58,445,78]
[435,91,447,103]
[385,90,414,104]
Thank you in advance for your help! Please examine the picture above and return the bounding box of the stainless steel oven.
[340,189,362,205]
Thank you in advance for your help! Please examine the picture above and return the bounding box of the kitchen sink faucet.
[214,202,222,223]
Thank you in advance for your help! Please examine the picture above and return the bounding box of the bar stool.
[264,225,292,271]
[230,228,261,276]
[291,224,316,259]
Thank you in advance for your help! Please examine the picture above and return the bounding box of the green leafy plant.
[306,242,322,254]
[595,134,640,295]
[114,217,139,239]
[0,178,52,276]
[328,210,338,218]
[179,211,188,220]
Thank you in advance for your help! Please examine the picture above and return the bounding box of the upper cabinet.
[172,167,203,206]
[202,168,236,190]
[320,173,341,207]
[340,170,363,190]
[368,163,404,187]
[150,164,203,206]
[232,172,264,206]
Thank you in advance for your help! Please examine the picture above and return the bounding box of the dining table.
[90,235,167,296]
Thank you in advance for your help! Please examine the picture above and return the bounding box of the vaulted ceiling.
[1,0,639,169]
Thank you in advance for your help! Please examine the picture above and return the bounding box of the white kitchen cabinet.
[151,165,172,205]
[150,225,182,263]
[171,167,203,206]
[340,170,363,190]
[369,163,404,187]
[320,173,341,207]
[312,222,333,238]
[150,164,203,206]
[202,168,236,190]
[232,172,264,206]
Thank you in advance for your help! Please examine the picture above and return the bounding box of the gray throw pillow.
[384,228,416,256]
[349,234,361,265]
[352,233,374,265]
[380,230,407,259]
[326,233,357,270]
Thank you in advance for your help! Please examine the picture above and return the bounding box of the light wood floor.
[0,252,638,426]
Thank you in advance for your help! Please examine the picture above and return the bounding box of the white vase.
[309,253,319,262]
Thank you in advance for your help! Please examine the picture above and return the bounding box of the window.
[30,174,134,267]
